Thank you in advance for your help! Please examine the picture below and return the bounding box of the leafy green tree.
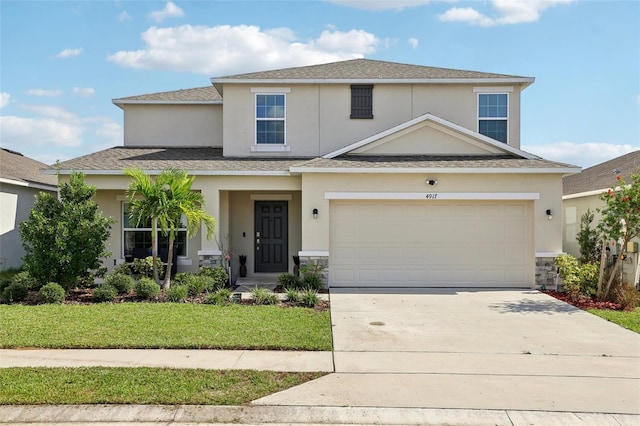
[577,209,600,264]
[596,171,640,300]
[125,168,217,289]
[20,172,114,290]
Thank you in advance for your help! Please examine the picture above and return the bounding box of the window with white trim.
[122,203,187,258]
[256,94,285,144]
[478,93,508,143]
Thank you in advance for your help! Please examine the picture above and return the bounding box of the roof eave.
[52,169,292,176]
[289,166,582,174]
[112,99,223,106]
[211,77,535,86]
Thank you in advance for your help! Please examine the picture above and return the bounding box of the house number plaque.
[425,193,438,199]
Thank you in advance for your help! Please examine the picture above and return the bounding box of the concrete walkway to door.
[255,288,640,415]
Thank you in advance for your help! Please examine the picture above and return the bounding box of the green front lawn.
[0,303,332,350]
[588,308,640,333]
[0,367,324,405]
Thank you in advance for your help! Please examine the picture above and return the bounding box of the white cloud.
[107,24,380,75]
[27,89,63,97]
[408,37,419,48]
[328,0,435,11]
[20,104,78,121]
[439,0,574,27]
[118,11,132,22]
[522,142,638,169]
[0,116,83,147]
[96,122,123,145]
[0,93,10,108]
[634,94,640,104]
[148,1,184,23]
[56,48,83,58]
[73,87,96,97]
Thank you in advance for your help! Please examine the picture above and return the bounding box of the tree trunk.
[162,233,175,290]
[151,218,161,286]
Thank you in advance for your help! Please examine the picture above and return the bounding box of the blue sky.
[1,0,638,168]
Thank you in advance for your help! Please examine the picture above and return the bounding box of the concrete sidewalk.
[0,349,333,372]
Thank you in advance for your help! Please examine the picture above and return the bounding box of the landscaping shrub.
[135,277,161,300]
[187,275,210,297]
[93,284,118,303]
[104,273,135,294]
[614,283,640,311]
[278,273,302,290]
[131,257,164,280]
[554,254,598,300]
[199,266,228,290]
[11,271,39,290]
[166,285,188,302]
[173,272,197,287]
[300,263,324,291]
[1,282,28,304]
[300,289,320,308]
[113,263,132,276]
[251,287,278,305]
[37,282,65,304]
[285,288,301,303]
[204,288,233,305]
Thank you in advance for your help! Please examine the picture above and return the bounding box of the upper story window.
[478,93,508,143]
[351,85,373,119]
[256,94,285,144]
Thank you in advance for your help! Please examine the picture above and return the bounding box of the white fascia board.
[562,184,631,200]
[536,251,563,258]
[54,169,292,176]
[198,249,222,256]
[323,113,538,160]
[213,77,535,85]
[325,192,540,200]
[112,100,223,105]
[0,177,58,192]
[289,166,581,174]
[298,250,329,257]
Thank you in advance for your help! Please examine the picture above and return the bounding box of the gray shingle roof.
[0,148,57,187]
[563,150,640,195]
[293,155,577,171]
[113,86,222,104]
[214,58,531,81]
[54,147,311,174]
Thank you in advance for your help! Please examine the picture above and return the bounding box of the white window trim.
[255,93,287,146]
[122,202,188,258]
[477,92,509,144]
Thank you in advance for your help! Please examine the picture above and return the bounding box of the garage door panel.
[330,200,533,288]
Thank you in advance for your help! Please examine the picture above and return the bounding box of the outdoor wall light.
[312,208,319,219]
[546,209,553,220]
[427,179,438,186]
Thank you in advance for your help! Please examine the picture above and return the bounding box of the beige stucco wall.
[123,104,223,147]
[222,83,524,157]
[300,172,563,256]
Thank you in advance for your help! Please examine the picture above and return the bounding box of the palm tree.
[125,168,216,289]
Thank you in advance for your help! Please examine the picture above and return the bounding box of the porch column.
[198,185,222,269]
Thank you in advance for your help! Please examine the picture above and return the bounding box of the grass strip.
[0,303,332,350]
[0,367,324,405]
[587,308,640,333]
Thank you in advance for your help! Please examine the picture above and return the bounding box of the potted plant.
[239,254,247,277]
[292,255,300,277]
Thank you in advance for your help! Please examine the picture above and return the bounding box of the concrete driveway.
[256,289,640,415]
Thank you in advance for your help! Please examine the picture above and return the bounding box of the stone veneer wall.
[298,254,329,288]
[199,253,222,269]
[535,256,558,290]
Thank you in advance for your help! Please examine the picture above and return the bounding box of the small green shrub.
[104,273,135,294]
[278,273,302,290]
[93,284,118,302]
[204,288,233,305]
[131,256,164,279]
[12,271,39,290]
[166,285,188,303]
[251,287,278,305]
[135,277,161,300]
[0,279,12,294]
[285,288,301,303]
[1,282,28,304]
[300,263,324,290]
[300,289,320,308]
[187,276,209,297]
[555,254,598,300]
[199,266,228,290]
[173,272,197,287]
[113,263,132,276]
[37,282,65,304]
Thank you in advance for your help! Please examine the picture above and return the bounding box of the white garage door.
[330,200,533,288]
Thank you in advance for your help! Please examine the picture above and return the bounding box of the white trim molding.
[290,166,580,175]
[250,194,293,201]
[0,177,58,192]
[536,251,563,258]
[251,87,291,93]
[473,86,514,93]
[298,250,329,257]
[250,145,291,152]
[198,249,222,256]
[324,192,540,201]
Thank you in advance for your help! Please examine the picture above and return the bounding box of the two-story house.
[53,59,579,288]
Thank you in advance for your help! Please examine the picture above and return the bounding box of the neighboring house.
[563,151,640,287]
[0,148,58,271]
[52,59,579,288]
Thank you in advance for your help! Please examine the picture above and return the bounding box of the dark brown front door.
[254,201,288,273]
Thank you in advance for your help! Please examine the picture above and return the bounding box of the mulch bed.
[542,290,622,311]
